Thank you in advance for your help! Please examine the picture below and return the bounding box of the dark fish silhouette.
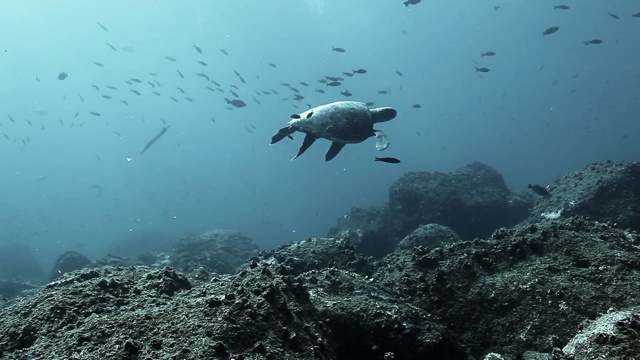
[608,12,620,20]
[97,22,109,32]
[582,39,603,45]
[193,45,202,54]
[225,98,246,108]
[475,67,490,72]
[528,184,550,197]
[331,46,346,52]
[140,125,170,155]
[404,0,421,7]
[58,72,68,80]
[554,5,569,10]
[481,51,496,57]
[543,26,560,36]
[375,157,401,164]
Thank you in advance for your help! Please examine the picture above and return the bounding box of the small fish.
[92,84,99,90]
[74,112,79,118]
[396,70,403,76]
[2,133,9,140]
[147,81,155,88]
[412,104,422,108]
[177,70,185,78]
[35,75,40,82]
[58,72,68,80]
[165,56,177,62]
[170,96,179,102]
[120,100,129,105]
[97,22,109,32]
[331,46,346,52]
[7,114,15,123]
[197,60,207,66]
[130,90,141,95]
[326,81,341,87]
[130,78,142,83]
[93,61,104,67]
[234,70,246,84]
[114,131,122,138]
[210,116,216,123]
[225,98,247,108]
[315,89,325,93]
[106,42,117,51]
[177,87,185,94]
[494,5,500,11]
[102,94,112,99]
[608,12,620,20]
[299,81,309,87]
[78,95,84,102]
[582,39,603,45]
[219,49,228,55]
[140,125,170,155]
[107,85,118,90]
[554,5,569,10]
[633,13,640,18]
[481,51,495,57]
[152,91,161,96]
[475,67,490,73]
[196,72,210,81]
[185,97,193,103]
[375,157,401,164]
[340,90,353,97]
[352,68,367,74]
[89,112,102,116]
[193,45,202,54]
[403,0,421,6]
[268,63,277,68]
[543,26,560,36]
[25,118,32,126]
[343,72,354,77]
[528,184,550,197]
[377,90,389,94]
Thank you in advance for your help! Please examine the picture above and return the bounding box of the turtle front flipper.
[325,142,346,161]
[292,133,318,160]
[271,126,296,144]
[374,130,390,151]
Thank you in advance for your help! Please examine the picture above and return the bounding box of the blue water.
[1,1,638,271]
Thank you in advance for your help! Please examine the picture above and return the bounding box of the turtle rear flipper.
[325,142,346,161]
[292,134,317,160]
[271,126,295,144]
[374,130,390,151]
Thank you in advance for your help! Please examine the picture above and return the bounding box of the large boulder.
[374,216,640,358]
[388,162,532,241]
[327,206,394,258]
[522,160,640,231]
[170,229,259,275]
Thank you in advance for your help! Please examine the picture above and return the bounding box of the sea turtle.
[270,101,397,161]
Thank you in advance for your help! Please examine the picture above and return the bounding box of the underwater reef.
[1,161,639,360]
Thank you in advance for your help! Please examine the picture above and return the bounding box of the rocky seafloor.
[0,160,639,360]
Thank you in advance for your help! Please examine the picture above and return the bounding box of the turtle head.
[370,107,397,123]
